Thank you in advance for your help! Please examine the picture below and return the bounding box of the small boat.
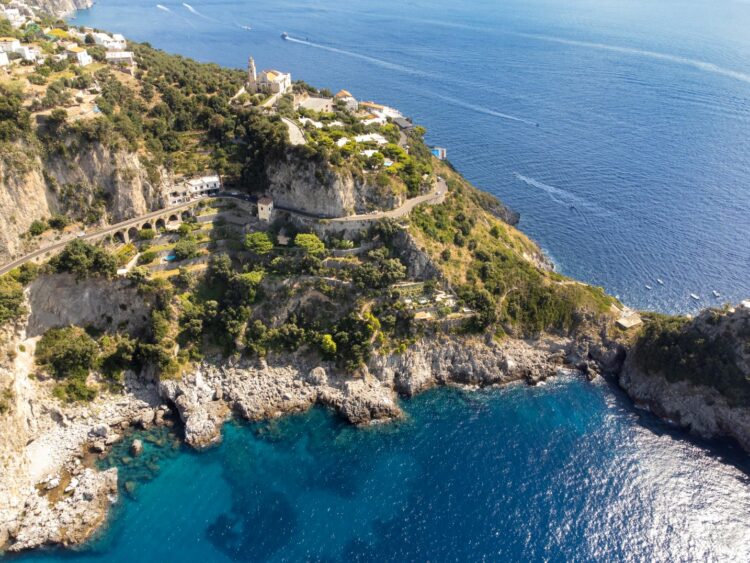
[645,285,652,290]
[656,278,664,285]
[712,290,721,298]
[690,293,701,301]
[281,32,289,40]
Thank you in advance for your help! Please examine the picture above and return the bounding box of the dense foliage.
[633,313,749,407]
[50,240,117,279]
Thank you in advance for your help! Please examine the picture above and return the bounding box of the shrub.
[173,237,199,261]
[244,231,273,255]
[0,275,26,326]
[28,220,48,237]
[137,250,158,265]
[139,228,157,240]
[51,239,117,279]
[294,233,325,256]
[36,326,99,402]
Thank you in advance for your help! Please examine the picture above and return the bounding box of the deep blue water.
[16,377,750,561]
[69,0,750,315]
[13,1,750,560]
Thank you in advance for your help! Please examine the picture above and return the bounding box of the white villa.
[92,32,127,51]
[334,89,358,112]
[0,7,26,28]
[257,196,274,222]
[246,57,291,94]
[105,51,136,72]
[66,45,92,67]
[167,175,222,206]
[0,37,21,53]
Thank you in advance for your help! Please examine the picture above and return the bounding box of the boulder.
[129,439,143,457]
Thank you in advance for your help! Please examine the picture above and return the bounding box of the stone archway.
[155,218,166,230]
[127,227,139,241]
[181,210,192,221]
[141,222,153,231]
[168,214,179,223]
[114,230,127,244]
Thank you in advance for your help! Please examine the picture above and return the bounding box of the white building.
[66,46,92,67]
[246,57,291,94]
[93,32,127,51]
[0,52,8,67]
[105,51,136,72]
[334,89,358,112]
[0,37,21,53]
[16,45,38,62]
[187,175,221,197]
[257,196,274,222]
[354,133,388,146]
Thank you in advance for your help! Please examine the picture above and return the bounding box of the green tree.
[244,231,273,255]
[294,233,325,256]
[173,238,199,261]
[51,240,117,279]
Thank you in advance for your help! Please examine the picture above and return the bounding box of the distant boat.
[645,285,652,290]
[690,293,701,301]
[656,278,664,285]
[712,290,721,298]
[281,32,289,40]
[240,25,252,31]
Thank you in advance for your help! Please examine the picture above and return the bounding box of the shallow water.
[15,377,750,561]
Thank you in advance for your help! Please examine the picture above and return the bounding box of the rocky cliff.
[26,0,94,18]
[0,140,168,263]
[619,305,750,451]
[265,153,404,217]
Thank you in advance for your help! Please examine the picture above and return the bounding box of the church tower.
[247,56,257,93]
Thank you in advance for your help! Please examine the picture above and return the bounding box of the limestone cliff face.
[0,140,168,262]
[26,0,94,18]
[265,153,404,217]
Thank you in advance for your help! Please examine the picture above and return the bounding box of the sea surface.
[16,378,750,562]
[13,0,750,560]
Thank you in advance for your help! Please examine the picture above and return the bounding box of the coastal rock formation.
[618,305,750,451]
[25,0,94,18]
[159,334,571,448]
[265,152,404,217]
[26,273,152,337]
[0,140,168,262]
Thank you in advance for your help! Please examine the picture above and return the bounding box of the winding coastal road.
[0,178,447,276]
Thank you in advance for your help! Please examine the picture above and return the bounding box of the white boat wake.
[518,33,750,86]
[284,35,434,78]
[512,172,609,217]
[182,2,220,23]
[156,4,171,12]
[430,92,538,127]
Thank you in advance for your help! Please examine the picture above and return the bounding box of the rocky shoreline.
[0,329,591,553]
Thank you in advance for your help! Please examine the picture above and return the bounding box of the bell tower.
[247,56,257,93]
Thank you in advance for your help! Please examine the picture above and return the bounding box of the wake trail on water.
[430,92,538,127]
[518,33,750,86]
[182,2,220,23]
[284,35,434,78]
[156,4,196,28]
[512,172,610,219]
[156,4,171,12]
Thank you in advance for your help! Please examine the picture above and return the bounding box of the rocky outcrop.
[5,468,117,552]
[619,360,750,451]
[26,0,94,18]
[265,152,403,217]
[26,273,153,337]
[618,305,750,451]
[159,334,570,448]
[0,140,168,263]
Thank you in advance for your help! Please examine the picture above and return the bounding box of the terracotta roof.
[258,196,273,205]
[335,89,353,98]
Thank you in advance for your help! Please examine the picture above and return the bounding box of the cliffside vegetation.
[633,311,750,407]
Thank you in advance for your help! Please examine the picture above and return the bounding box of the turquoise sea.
[11,0,750,560]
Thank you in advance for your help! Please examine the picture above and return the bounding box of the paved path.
[0,178,448,276]
[281,117,307,146]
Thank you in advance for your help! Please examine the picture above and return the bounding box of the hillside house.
[93,32,126,51]
[0,38,21,53]
[105,51,136,73]
[66,46,92,67]
[334,89,358,111]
